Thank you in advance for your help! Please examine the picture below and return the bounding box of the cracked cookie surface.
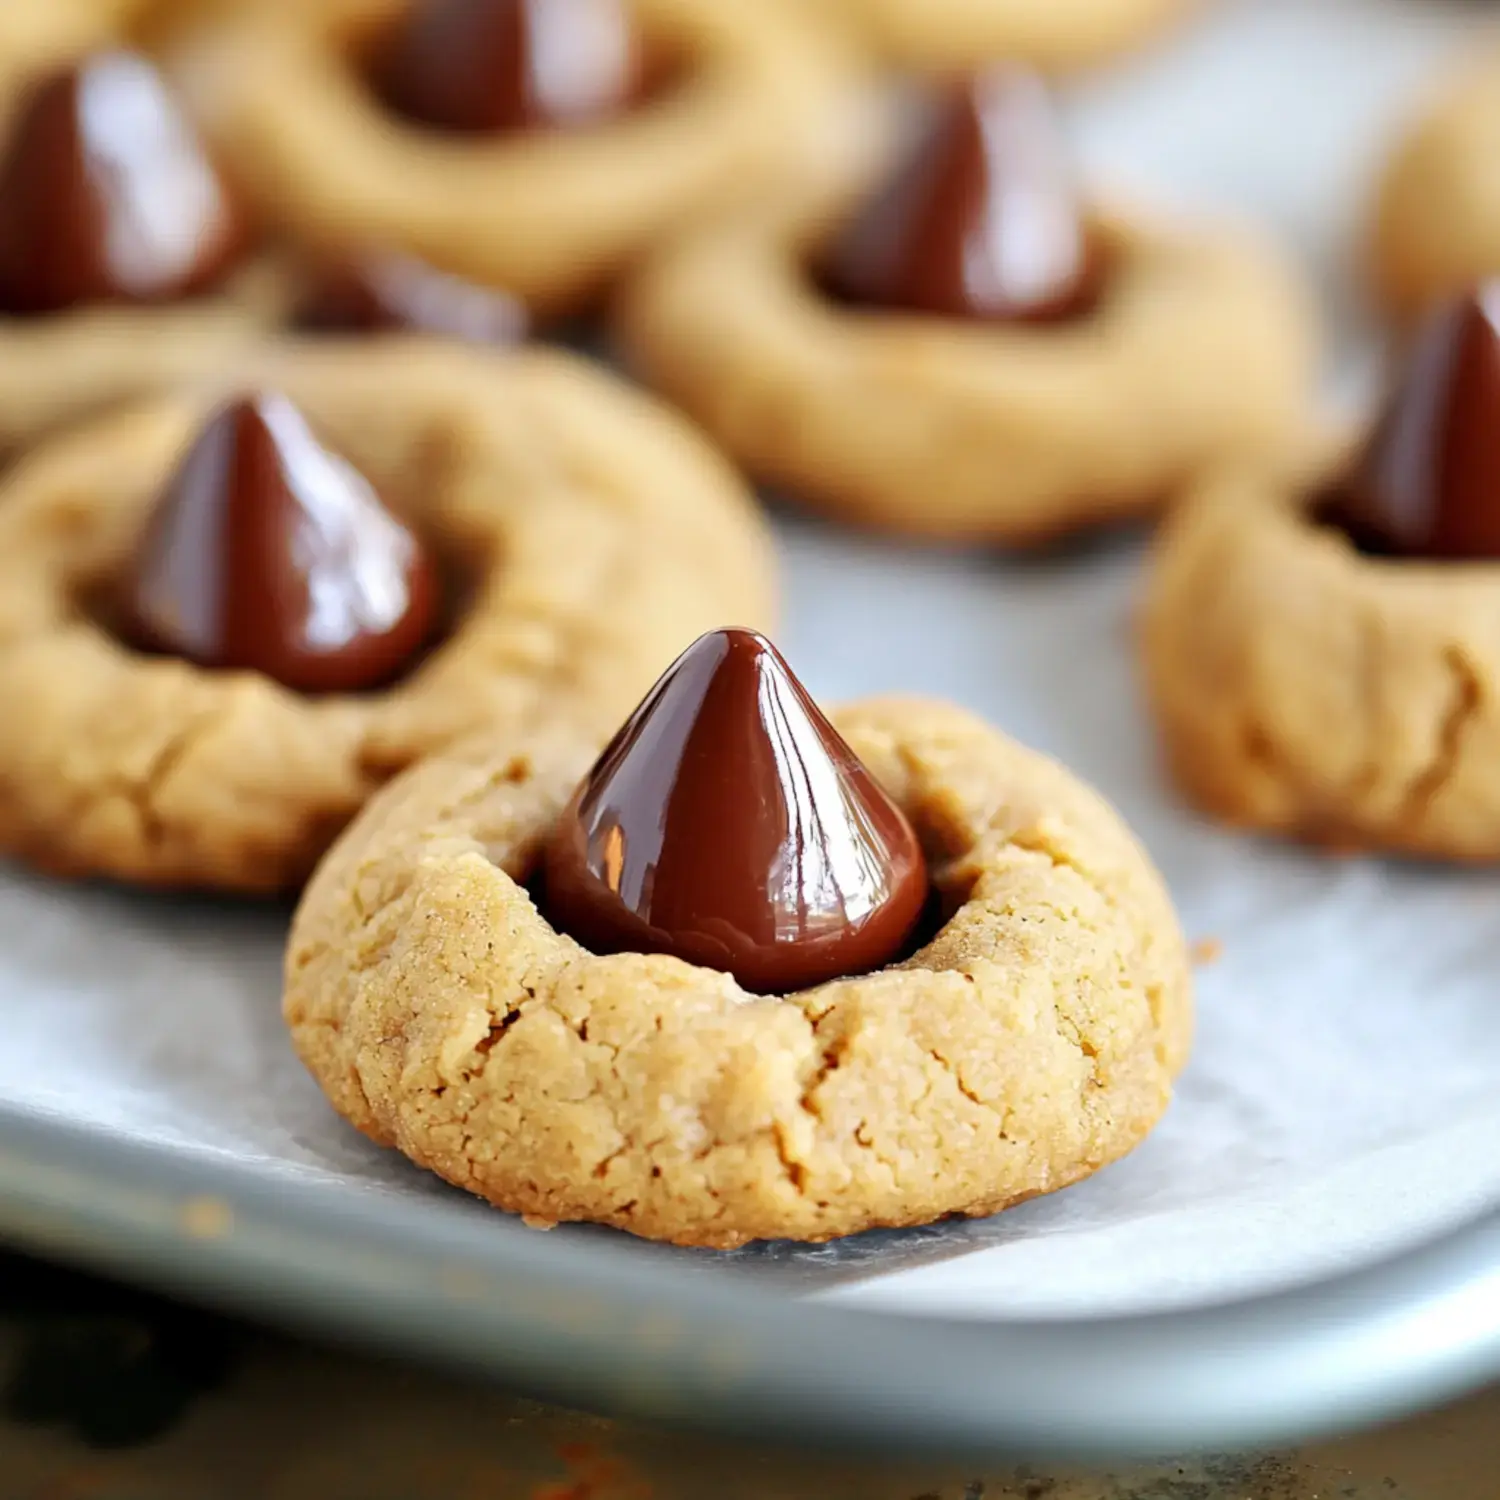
[285,698,1192,1248]
[0,341,774,892]
[1143,464,1500,858]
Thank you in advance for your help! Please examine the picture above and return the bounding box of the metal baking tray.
[3,0,1499,1462]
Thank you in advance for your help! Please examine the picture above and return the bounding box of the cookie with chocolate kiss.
[167,0,858,320]
[0,342,773,891]
[1145,278,1500,860]
[284,640,1192,1247]
[617,64,1312,544]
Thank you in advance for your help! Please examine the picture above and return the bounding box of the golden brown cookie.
[164,0,866,322]
[1370,54,1500,323]
[0,342,774,892]
[616,102,1313,545]
[1144,277,1500,860]
[285,696,1192,1249]
[806,0,1190,73]
[1142,460,1500,861]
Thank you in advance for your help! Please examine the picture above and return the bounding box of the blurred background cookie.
[0,343,774,890]
[163,0,870,324]
[618,68,1315,545]
[1144,282,1500,860]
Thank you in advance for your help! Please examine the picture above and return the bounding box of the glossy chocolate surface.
[0,52,245,316]
[374,0,639,135]
[297,247,529,344]
[1334,285,1500,561]
[822,68,1103,325]
[541,628,930,994]
[123,393,439,694]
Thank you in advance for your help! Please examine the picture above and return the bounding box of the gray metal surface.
[1,1100,1499,1461]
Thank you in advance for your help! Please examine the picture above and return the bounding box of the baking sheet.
[2,0,1498,1325]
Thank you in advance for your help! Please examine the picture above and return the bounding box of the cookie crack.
[924,1045,987,1111]
[1395,645,1483,827]
[795,1036,849,1122]
[103,704,225,848]
[771,1123,808,1194]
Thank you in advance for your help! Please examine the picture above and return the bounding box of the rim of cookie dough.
[164,0,864,319]
[1370,53,1500,323]
[1144,461,1500,859]
[617,187,1313,544]
[0,267,283,461]
[284,697,1192,1249]
[808,0,1191,72]
[0,340,774,892]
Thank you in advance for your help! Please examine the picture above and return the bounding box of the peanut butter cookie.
[0,342,774,892]
[166,0,864,322]
[286,634,1191,1249]
[1144,286,1500,859]
[1370,53,1500,323]
[617,71,1313,545]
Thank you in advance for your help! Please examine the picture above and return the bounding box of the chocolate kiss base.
[527,863,947,996]
[1312,491,1410,561]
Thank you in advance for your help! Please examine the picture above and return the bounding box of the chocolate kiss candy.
[822,68,1103,325]
[297,246,529,345]
[375,0,639,135]
[1337,285,1500,560]
[0,51,246,316]
[123,393,439,694]
[541,628,930,994]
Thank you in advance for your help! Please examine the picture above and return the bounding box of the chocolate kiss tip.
[123,391,439,695]
[540,627,931,994]
[821,66,1103,326]
[375,0,639,136]
[1338,281,1500,561]
[0,50,245,317]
